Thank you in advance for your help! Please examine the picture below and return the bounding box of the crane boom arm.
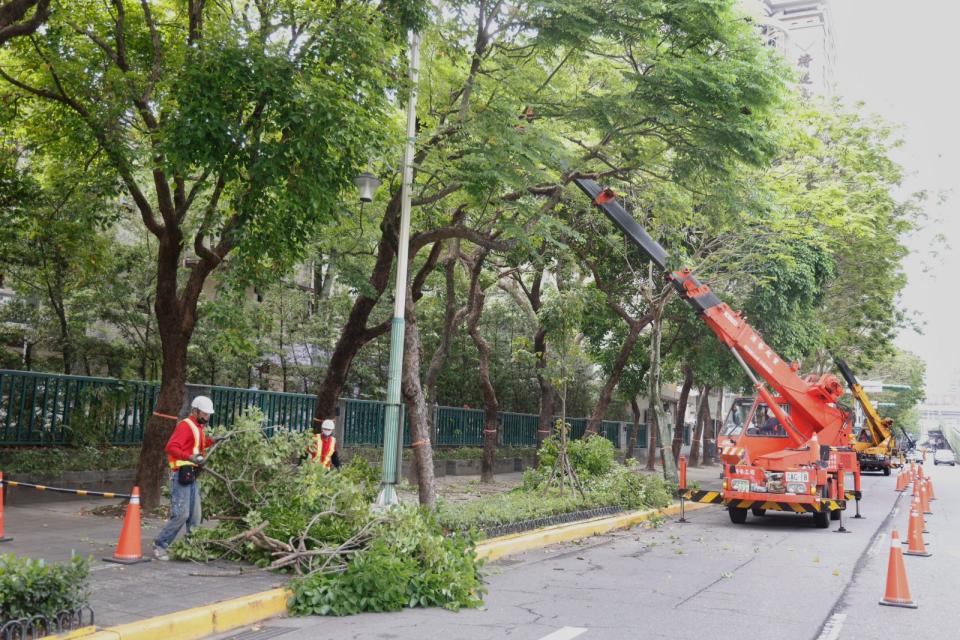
[575,178,848,441]
[835,358,893,447]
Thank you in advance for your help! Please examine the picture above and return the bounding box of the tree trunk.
[463,251,498,482]
[134,231,207,510]
[534,326,555,460]
[399,284,436,508]
[469,294,498,483]
[627,395,641,460]
[689,384,711,466]
[672,364,693,462]
[586,317,645,436]
[649,306,677,484]
[313,197,401,426]
[645,404,657,470]
[424,241,464,424]
[134,333,189,509]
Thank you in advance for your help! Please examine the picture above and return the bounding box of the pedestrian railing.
[0,369,631,449]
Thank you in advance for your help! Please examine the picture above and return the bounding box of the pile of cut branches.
[169,412,483,615]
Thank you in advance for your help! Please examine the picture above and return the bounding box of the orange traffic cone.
[896,470,906,492]
[920,479,932,515]
[926,477,936,501]
[0,472,11,542]
[104,486,149,564]
[879,530,917,608]
[903,504,931,557]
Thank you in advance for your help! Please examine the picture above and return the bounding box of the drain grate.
[222,626,295,640]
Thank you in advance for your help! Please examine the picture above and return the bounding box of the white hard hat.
[320,419,335,433]
[191,395,215,415]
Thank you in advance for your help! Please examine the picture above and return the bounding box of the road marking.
[538,627,588,640]
[868,533,885,556]
[817,613,847,640]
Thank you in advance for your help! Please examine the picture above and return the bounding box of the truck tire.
[751,508,766,517]
[830,508,841,521]
[729,507,748,524]
[883,466,891,476]
[813,510,830,528]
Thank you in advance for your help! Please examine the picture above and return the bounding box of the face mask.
[197,416,208,426]
[322,430,333,437]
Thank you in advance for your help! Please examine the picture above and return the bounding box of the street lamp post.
[376,30,421,508]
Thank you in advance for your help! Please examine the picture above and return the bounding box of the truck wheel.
[813,510,830,528]
[729,507,748,524]
[883,467,891,476]
[830,508,841,521]
[751,508,766,517]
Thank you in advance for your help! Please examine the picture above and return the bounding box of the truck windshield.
[746,403,789,437]
[720,402,751,437]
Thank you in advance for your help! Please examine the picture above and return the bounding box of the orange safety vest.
[311,433,337,469]
[168,417,202,470]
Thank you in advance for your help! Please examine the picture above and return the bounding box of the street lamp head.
[353,171,381,203]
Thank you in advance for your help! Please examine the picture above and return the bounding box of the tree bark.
[0,0,49,45]
[689,384,711,466]
[460,249,498,482]
[672,364,693,461]
[424,241,466,416]
[585,315,647,435]
[313,198,401,424]
[627,395,641,460]
[649,304,677,484]
[645,403,657,470]
[134,229,211,509]
[399,283,436,508]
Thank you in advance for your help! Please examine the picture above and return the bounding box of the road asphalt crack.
[672,553,759,608]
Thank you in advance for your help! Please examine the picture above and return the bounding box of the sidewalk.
[0,498,285,627]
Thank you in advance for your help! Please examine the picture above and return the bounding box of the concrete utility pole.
[376,31,421,507]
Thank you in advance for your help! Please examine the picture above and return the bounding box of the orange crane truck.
[576,178,861,528]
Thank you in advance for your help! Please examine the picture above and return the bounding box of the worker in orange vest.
[153,395,220,560]
[310,419,340,469]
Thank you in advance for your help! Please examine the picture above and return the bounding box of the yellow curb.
[72,587,292,640]
[475,501,711,562]
[39,626,97,639]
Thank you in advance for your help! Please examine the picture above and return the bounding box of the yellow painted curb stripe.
[74,588,292,640]
[475,502,710,562]
[39,626,98,639]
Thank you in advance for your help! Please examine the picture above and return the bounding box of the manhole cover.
[222,627,294,640]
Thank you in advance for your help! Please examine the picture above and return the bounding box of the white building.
[747,0,837,97]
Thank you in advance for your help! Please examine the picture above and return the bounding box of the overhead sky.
[829,1,959,397]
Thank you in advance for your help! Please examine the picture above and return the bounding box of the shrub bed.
[0,447,140,476]
[0,555,89,623]
[438,435,671,533]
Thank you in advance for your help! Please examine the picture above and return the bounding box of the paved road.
[207,462,960,640]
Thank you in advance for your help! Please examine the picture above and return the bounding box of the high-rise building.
[746,0,837,97]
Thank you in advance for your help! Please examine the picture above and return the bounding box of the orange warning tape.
[410,439,430,448]
[152,411,179,421]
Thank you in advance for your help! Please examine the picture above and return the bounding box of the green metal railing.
[0,369,629,448]
[0,370,158,445]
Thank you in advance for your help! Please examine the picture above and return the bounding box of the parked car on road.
[934,448,956,466]
[906,449,924,464]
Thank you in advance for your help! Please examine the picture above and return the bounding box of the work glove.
[210,435,227,444]
[189,454,206,465]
